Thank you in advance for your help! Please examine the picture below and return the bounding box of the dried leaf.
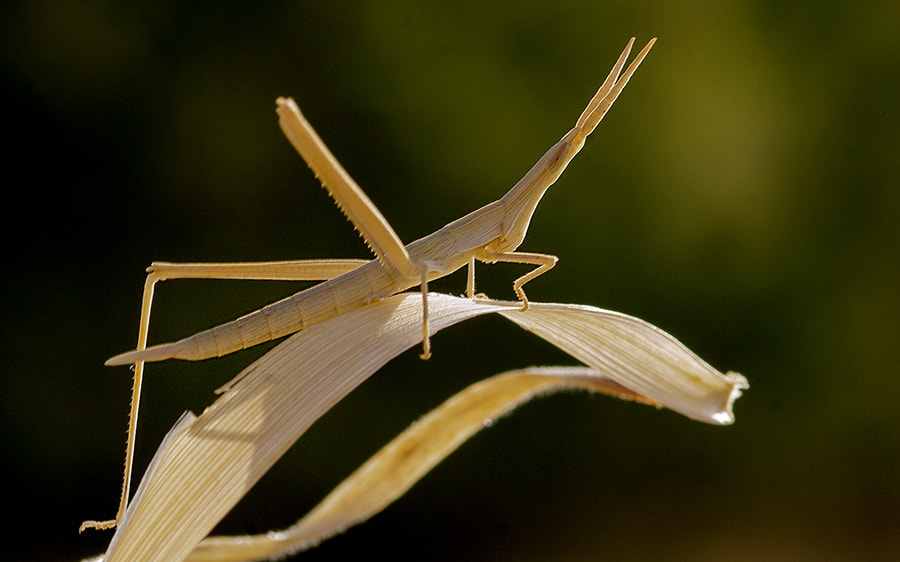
[101,294,509,561]
[185,367,658,561]
[98,293,745,561]
[499,303,747,424]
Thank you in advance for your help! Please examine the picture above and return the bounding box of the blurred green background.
[3,1,899,560]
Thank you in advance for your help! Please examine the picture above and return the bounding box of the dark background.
[3,1,899,560]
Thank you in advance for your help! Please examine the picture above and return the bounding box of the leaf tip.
[708,371,749,425]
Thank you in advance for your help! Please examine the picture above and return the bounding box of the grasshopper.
[82,37,654,532]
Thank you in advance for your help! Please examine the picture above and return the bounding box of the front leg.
[484,251,558,309]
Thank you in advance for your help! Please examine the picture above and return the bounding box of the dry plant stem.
[85,37,655,532]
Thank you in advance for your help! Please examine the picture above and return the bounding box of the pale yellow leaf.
[97,292,745,561]
[185,367,657,562]
[101,293,512,562]
[499,303,748,424]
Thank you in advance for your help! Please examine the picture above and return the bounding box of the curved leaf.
[99,293,746,561]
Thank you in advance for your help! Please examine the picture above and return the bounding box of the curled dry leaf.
[186,367,657,562]
[97,293,746,562]
[499,303,747,425]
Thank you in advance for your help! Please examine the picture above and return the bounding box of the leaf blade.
[499,302,747,424]
[104,293,514,561]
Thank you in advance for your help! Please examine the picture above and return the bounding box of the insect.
[81,37,654,532]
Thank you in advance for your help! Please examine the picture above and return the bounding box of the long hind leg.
[80,258,367,532]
